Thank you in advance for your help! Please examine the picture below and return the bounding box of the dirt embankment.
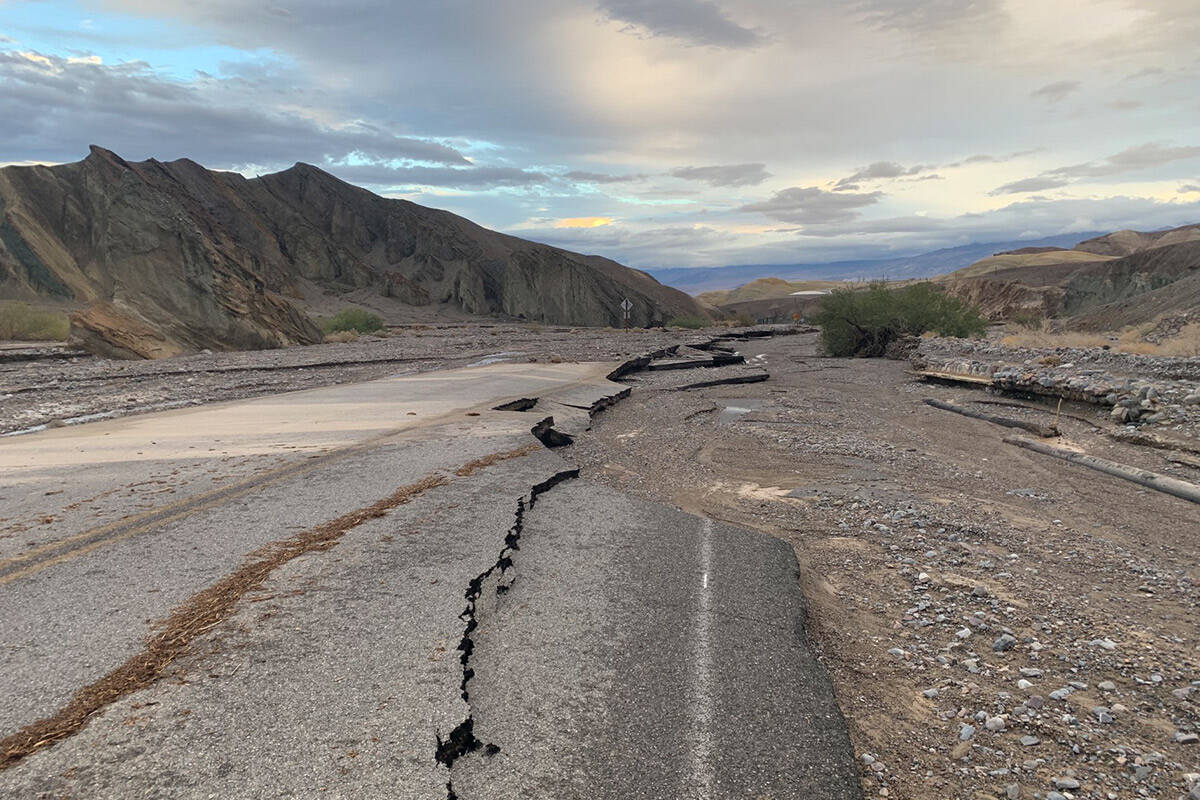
[571,332,1200,800]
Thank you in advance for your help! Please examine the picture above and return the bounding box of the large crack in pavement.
[0,444,541,771]
[435,468,581,800]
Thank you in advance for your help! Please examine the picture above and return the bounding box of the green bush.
[811,282,987,357]
[320,307,385,334]
[667,315,708,330]
[0,301,70,341]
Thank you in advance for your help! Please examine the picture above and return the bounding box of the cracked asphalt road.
[0,346,860,799]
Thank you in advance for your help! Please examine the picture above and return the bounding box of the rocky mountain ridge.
[0,147,705,357]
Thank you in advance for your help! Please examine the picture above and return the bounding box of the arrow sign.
[620,298,633,312]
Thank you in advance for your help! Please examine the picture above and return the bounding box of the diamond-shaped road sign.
[620,298,632,312]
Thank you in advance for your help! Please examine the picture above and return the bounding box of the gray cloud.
[329,163,549,189]
[740,186,882,224]
[989,175,1070,195]
[754,194,1200,248]
[1048,142,1200,178]
[0,49,468,167]
[1123,66,1165,81]
[849,0,1006,34]
[528,222,734,264]
[565,170,648,183]
[1180,184,1200,193]
[670,162,771,186]
[834,161,930,189]
[598,0,764,48]
[947,149,1041,168]
[988,143,1200,195]
[1106,99,1144,111]
[1031,80,1081,103]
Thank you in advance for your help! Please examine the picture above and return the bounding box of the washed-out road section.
[0,356,859,798]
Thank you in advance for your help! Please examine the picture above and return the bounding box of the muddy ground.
[570,332,1199,800]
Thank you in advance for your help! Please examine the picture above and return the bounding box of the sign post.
[620,298,633,328]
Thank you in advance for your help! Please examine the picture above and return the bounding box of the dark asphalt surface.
[454,479,861,800]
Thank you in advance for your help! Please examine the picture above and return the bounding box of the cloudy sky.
[2,0,1200,268]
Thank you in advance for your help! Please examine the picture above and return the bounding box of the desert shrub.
[667,315,708,329]
[812,282,987,357]
[320,307,384,334]
[324,330,359,344]
[1009,311,1045,330]
[0,301,70,341]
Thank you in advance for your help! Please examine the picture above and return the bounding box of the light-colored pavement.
[0,356,860,799]
[0,362,618,733]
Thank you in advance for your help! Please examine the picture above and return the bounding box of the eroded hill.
[0,147,706,357]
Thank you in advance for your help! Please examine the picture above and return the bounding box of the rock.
[1017,679,1033,690]
[960,724,976,741]
[1019,735,1040,746]
[1098,680,1116,691]
[1053,777,1081,790]
[985,716,1006,731]
[1175,731,1200,744]
[887,647,906,659]
[950,740,971,759]
[1091,706,1113,723]
[993,633,1017,652]
[922,689,940,699]
[956,627,972,639]
[1049,687,1072,700]
[1004,783,1020,799]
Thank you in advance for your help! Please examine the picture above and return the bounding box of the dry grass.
[453,443,540,477]
[0,301,70,341]
[1001,322,1200,356]
[323,330,359,344]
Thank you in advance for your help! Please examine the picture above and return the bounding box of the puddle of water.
[716,399,764,425]
[467,352,526,367]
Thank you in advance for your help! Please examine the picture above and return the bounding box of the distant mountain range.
[648,234,1104,295]
[936,224,1200,329]
[0,147,705,358]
